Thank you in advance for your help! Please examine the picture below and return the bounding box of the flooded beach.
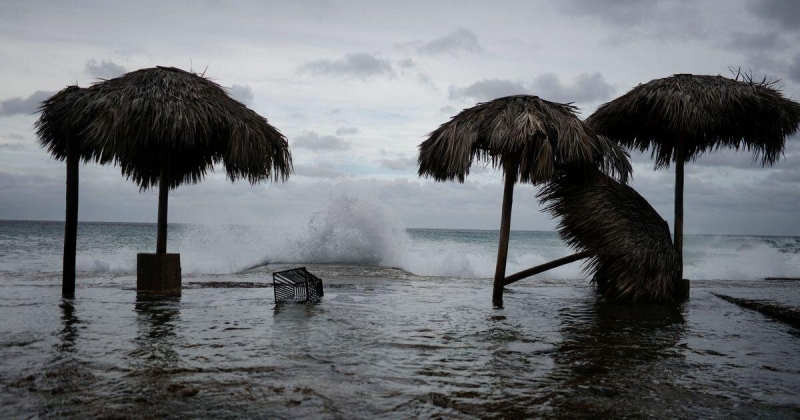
[2,266,799,418]
[1,221,799,417]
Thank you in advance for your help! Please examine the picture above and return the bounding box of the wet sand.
[1,269,799,418]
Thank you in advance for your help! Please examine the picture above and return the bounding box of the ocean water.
[1,196,798,281]
[2,197,800,417]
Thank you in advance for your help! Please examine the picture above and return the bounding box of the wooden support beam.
[503,251,592,286]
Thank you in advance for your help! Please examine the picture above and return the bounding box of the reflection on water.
[58,299,80,353]
[557,301,686,372]
[1,276,799,418]
[549,299,688,416]
[132,293,182,369]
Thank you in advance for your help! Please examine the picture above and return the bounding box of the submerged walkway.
[1,271,799,418]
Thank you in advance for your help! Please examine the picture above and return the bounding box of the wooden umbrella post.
[156,156,169,254]
[493,163,518,308]
[673,138,691,300]
[62,136,79,297]
[674,140,684,281]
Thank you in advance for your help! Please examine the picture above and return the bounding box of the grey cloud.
[721,31,787,52]
[294,163,344,178]
[228,84,254,106]
[376,157,417,170]
[747,0,800,30]
[448,78,528,101]
[557,0,658,26]
[768,167,800,183]
[448,73,613,104]
[84,59,126,79]
[3,133,24,140]
[417,28,482,55]
[397,58,415,69]
[692,152,766,170]
[293,131,351,150]
[439,106,457,115]
[531,72,614,104]
[555,0,705,42]
[417,72,436,90]
[336,127,359,136]
[0,143,24,151]
[0,90,54,116]
[788,53,800,83]
[299,53,394,79]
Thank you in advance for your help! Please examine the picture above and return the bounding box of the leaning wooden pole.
[156,157,169,255]
[674,141,684,281]
[503,251,592,287]
[493,164,518,308]
[62,137,79,297]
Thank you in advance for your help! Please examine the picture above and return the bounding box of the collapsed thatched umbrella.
[540,168,680,302]
[419,95,631,307]
[587,74,800,280]
[37,66,292,293]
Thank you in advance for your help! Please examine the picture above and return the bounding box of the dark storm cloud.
[335,127,359,136]
[416,28,483,55]
[299,53,395,79]
[294,163,344,179]
[376,157,417,170]
[788,53,800,83]
[84,59,126,79]
[531,72,614,104]
[0,90,54,116]
[747,0,800,30]
[293,131,351,150]
[448,79,528,101]
[228,84,254,106]
[448,73,613,104]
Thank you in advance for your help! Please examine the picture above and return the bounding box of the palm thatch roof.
[539,168,680,302]
[586,73,800,168]
[36,86,109,163]
[36,66,292,189]
[418,95,631,184]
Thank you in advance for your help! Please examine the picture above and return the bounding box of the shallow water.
[2,268,799,418]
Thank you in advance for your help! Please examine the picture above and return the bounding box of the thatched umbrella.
[36,85,118,296]
[539,168,680,302]
[587,73,800,280]
[418,95,631,307]
[36,66,292,293]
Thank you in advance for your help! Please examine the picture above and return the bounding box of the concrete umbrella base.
[137,253,181,292]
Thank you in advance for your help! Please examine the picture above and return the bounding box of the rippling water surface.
[2,267,799,418]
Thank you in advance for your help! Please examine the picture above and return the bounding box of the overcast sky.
[1,0,799,235]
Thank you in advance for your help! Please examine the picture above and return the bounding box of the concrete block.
[137,253,181,292]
